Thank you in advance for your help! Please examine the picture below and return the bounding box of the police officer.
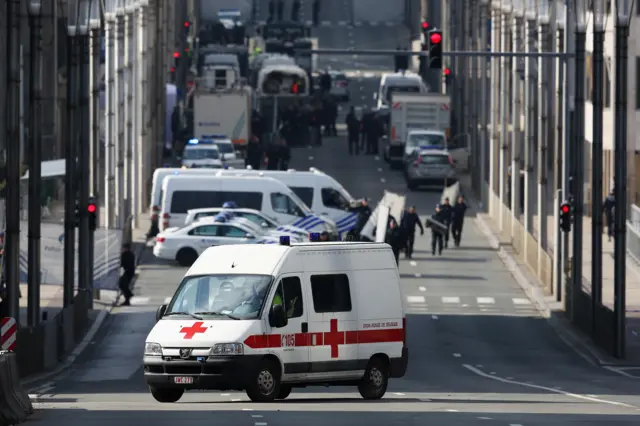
[426,206,447,256]
[266,137,280,170]
[246,135,263,170]
[345,106,360,154]
[440,197,453,248]
[451,195,468,247]
[603,190,615,242]
[353,199,372,238]
[400,206,424,259]
[385,219,405,265]
[291,0,301,21]
[366,111,380,154]
[360,108,371,150]
[119,243,136,306]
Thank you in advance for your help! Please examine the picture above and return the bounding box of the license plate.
[173,376,194,384]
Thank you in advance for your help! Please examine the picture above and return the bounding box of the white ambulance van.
[217,168,364,235]
[144,238,408,402]
[158,175,338,235]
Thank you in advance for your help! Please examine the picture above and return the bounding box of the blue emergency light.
[279,235,290,246]
[222,201,237,209]
[309,232,320,242]
[187,138,199,145]
[214,213,228,222]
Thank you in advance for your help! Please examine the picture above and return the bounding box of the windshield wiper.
[194,311,241,320]
[164,311,203,320]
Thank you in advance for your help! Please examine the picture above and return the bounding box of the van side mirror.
[156,304,167,322]
[261,222,269,228]
[269,304,288,328]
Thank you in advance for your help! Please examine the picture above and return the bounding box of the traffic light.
[184,21,191,33]
[74,204,80,227]
[427,29,443,69]
[559,201,572,233]
[421,20,429,35]
[444,67,452,86]
[88,198,98,231]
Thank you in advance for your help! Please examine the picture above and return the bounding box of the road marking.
[374,156,380,161]
[414,273,421,278]
[410,261,417,266]
[446,409,458,412]
[442,296,460,304]
[338,21,347,26]
[380,178,386,183]
[509,424,523,426]
[418,286,426,291]
[321,21,331,26]
[221,393,230,396]
[407,295,426,303]
[477,417,492,420]
[462,364,638,408]
[477,297,495,305]
[255,423,267,426]
[252,415,263,418]
[512,297,531,305]
[129,297,150,305]
[393,392,405,396]
[431,315,438,319]
[309,156,314,160]
[242,408,254,411]
[453,353,461,357]
[231,398,242,402]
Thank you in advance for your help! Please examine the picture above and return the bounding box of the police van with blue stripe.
[216,168,365,237]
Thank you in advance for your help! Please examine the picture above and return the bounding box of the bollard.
[0,318,17,351]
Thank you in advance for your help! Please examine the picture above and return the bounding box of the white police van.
[144,236,408,402]
[181,139,224,169]
[190,135,245,168]
[217,168,364,236]
[159,175,338,235]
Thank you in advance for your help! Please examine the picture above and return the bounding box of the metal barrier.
[627,204,640,263]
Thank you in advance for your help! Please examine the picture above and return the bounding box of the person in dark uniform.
[451,195,468,247]
[268,0,275,21]
[345,106,360,155]
[603,190,615,241]
[266,138,280,170]
[312,0,320,26]
[360,109,371,150]
[276,0,284,20]
[353,198,372,238]
[328,99,338,136]
[366,112,380,154]
[119,243,136,306]
[426,206,447,256]
[278,138,291,170]
[246,136,262,170]
[440,197,453,248]
[385,219,405,265]
[400,206,424,259]
[291,0,301,21]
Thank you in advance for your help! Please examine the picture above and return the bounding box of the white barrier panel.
[19,221,122,290]
[375,205,390,242]
[441,182,461,205]
[361,191,406,241]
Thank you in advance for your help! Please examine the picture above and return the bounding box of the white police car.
[182,139,224,169]
[184,206,309,240]
[198,135,244,168]
[153,212,304,266]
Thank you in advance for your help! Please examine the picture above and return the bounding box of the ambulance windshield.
[166,274,273,320]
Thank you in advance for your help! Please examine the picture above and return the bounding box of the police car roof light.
[187,138,199,145]
[222,201,237,209]
[279,235,291,246]
[309,232,320,242]
[214,213,228,222]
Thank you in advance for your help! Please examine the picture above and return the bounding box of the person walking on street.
[603,190,615,242]
[346,106,360,155]
[440,197,453,248]
[426,206,447,256]
[119,243,136,306]
[451,196,468,247]
[400,206,424,259]
[246,136,262,170]
[353,198,372,239]
[266,137,280,170]
[385,219,405,265]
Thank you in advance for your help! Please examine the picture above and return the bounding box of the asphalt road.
[25,2,640,425]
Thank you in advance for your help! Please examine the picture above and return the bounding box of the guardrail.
[626,204,640,264]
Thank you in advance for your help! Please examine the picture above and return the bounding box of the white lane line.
[462,364,637,408]
[221,393,230,396]
[418,286,426,291]
[255,423,268,426]
[446,409,458,412]
[380,178,386,183]
[477,297,495,305]
[477,417,492,420]
[231,398,242,402]
[308,156,314,160]
[512,297,531,305]
[410,261,417,266]
[442,296,460,304]
[509,424,523,426]
[431,315,439,319]
[242,408,254,411]
[393,392,405,396]
[407,295,426,303]
[414,273,421,278]
[252,415,263,418]
[453,353,462,357]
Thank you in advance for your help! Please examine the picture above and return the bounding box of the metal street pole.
[591,0,606,329]
[105,2,116,229]
[499,2,510,231]
[124,1,133,228]
[77,4,91,308]
[64,4,80,308]
[479,0,490,204]
[5,0,23,319]
[523,1,537,254]
[511,3,523,241]
[489,1,500,216]
[562,0,574,309]
[27,0,43,326]
[571,0,587,319]
[613,0,631,359]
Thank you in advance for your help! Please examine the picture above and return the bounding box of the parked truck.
[384,93,452,168]
[193,86,252,151]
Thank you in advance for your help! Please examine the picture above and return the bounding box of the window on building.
[310,274,352,313]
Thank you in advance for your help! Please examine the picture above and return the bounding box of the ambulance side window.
[274,277,303,319]
[310,274,352,313]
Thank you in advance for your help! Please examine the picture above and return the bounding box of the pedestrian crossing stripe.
[477,297,495,305]
[442,296,460,304]
[407,295,426,303]
[407,296,533,306]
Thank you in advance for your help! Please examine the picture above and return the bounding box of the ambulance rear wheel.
[358,358,389,400]
[149,387,184,403]
[246,360,281,402]
[277,385,292,400]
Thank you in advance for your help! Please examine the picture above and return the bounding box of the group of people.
[345,106,385,155]
[384,196,468,264]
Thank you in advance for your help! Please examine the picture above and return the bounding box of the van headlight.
[210,343,244,356]
[145,342,163,356]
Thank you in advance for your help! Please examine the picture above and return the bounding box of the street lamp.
[570,0,588,326]
[613,0,635,359]
[26,0,43,327]
[591,0,606,334]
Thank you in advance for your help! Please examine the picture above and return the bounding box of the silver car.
[329,71,350,102]
[404,150,457,190]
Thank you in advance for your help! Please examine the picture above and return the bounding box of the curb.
[473,214,628,368]
[21,237,149,389]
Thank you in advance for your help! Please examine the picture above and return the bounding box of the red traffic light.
[291,83,299,93]
[561,204,570,214]
[173,51,180,58]
[87,204,97,214]
[430,33,442,44]
[184,21,190,28]
[170,66,176,73]
[444,68,451,75]
[421,21,429,29]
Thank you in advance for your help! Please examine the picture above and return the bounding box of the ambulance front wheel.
[358,357,389,400]
[149,386,184,403]
[246,359,281,402]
